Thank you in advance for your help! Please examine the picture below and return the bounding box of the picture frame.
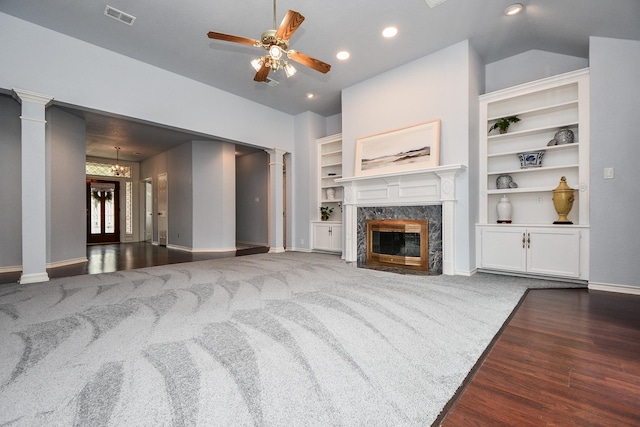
[354,119,440,177]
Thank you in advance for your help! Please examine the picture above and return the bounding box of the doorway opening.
[87,180,120,244]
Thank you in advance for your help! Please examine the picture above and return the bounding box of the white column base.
[19,272,50,284]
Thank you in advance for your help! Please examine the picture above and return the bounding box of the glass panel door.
[87,180,120,244]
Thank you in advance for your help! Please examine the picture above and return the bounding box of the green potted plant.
[489,116,520,134]
[320,206,334,221]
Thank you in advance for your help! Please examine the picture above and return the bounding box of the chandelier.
[111,146,125,176]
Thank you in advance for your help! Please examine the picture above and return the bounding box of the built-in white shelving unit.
[477,69,590,280]
[312,133,342,253]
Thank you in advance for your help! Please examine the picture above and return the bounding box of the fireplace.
[335,164,465,275]
[366,219,428,271]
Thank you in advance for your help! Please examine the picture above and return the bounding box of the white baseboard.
[167,244,235,253]
[269,247,286,254]
[588,282,640,295]
[1,257,88,274]
[47,257,88,269]
[456,268,477,277]
[286,247,312,253]
[237,240,268,247]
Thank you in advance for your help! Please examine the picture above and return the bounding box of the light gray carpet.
[0,252,583,426]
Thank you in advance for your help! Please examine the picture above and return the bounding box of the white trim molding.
[336,164,466,275]
[47,257,88,269]
[589,282,640,295]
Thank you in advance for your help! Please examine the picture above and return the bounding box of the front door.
[87,180,120,244]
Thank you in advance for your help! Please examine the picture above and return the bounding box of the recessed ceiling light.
[306,93,315,99]
[133,152,142,156]
[382,27,398,38]
[336,51,350,60]
[504,3,524,16]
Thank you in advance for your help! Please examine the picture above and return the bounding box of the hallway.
[0,242,268,285]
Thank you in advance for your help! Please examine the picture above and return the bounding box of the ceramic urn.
[552,176,575,224]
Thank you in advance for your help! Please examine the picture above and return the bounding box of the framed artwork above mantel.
[354,119,440,177]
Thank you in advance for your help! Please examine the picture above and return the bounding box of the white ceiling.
[2,0,639,160]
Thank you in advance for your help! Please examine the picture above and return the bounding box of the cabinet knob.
[522,233,526,248]
[527,232,531,249]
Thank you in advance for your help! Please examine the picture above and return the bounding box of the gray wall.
[46,107,87,264]
[0,95,22,267]
[167,142,194,248]
[236,151,268,246]
[192,141,235,251]
[141,140,236,251]
[589,37,640,289]
[485,50,589,93]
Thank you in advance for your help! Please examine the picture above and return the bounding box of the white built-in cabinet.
[312,223,343,253]
[311,134,343,253]
[477,69,589,280]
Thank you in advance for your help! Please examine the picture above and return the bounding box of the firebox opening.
[366,219,428,271]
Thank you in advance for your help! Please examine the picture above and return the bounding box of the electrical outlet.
[300,238,304,245]
[536,196,543,204]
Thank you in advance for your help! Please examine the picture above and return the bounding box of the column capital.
[12,88,54,106]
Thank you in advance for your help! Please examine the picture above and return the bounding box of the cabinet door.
[330,224,343,251]
[527,229,580,278]
[480,227,527,273]
[313,223,332,251]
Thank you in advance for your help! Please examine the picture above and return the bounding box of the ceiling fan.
[207,0,331,82]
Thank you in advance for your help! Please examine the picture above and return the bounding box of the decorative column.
[342,183,357,262]
[435,169,459,276]
[13,89,53,284]
[266,148,286,253]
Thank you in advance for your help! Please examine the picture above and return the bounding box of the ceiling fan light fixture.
[283,61,297,77]
[504,3,524,16]
[269,45,283,60]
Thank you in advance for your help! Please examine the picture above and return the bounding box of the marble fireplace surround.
[336,164,465,275]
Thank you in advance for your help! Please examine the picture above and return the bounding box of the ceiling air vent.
[104,5,136,26]
[264,77,279,87]
[424,0,449,8]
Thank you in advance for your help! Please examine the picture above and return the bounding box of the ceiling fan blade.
[254,63,270,82]
[207,31,259,47]
[288,50,331,74]
[275,10,305,41]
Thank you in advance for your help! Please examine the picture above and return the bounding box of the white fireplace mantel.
[335,164,466,275]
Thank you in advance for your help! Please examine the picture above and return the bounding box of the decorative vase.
[552,176,575,224]
[517,150,545,168]
[554,128,574,145]
[326,187,336,200]
[496,174,513,189]
[496,195,512,224]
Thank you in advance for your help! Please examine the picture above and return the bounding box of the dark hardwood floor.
[0,242,268,285]
[438,288,640,426]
